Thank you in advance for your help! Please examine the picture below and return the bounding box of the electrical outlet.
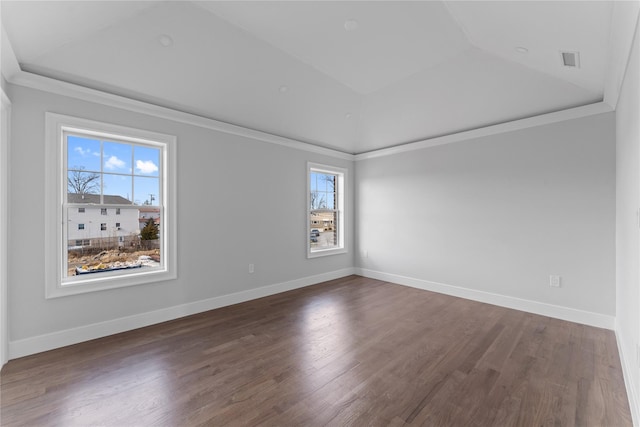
[248,264,254,274]
[549,275,561,288]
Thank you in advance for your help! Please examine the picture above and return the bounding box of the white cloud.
[74,146,89,156]
[105,155,126,170]
[74,146,100,157]
[136,160,158,174]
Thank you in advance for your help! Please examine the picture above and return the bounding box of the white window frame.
[45,113,177,298]
[307,162,347,258]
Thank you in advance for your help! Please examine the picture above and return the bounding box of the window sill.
[46,268,176,299]
[307,247,348,259]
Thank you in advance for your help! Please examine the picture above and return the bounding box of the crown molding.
[8,71,614,163]
[8,71,355,161]
[354,102,613,161]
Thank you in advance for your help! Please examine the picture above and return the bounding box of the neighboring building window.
[45,113,177,298]
[307,163,346,258]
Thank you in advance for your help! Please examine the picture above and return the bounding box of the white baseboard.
[8,267,615,359]
[356,268,615,330]
[615,324,640,427]
[8,268,356,359]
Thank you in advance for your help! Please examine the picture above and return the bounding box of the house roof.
[310,211,336,220]
[68,193,133,205]
[138,206,161,212]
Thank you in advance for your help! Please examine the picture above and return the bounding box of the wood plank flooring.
[0,275,632,426]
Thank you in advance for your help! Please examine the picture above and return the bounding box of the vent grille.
[561,51,580,68]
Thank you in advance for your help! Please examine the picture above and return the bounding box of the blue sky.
[310,172,335,209]
[68,135,160,205]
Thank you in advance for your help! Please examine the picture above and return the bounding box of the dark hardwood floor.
[0,275,632,426]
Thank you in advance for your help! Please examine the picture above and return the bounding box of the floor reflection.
[56,354,173,425]
[297,294,360,394]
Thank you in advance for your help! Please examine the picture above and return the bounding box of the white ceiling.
[200,1,472,95]
[0,1,632,154]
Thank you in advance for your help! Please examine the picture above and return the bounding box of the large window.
[307,163,346,258]
[45,113,176,298]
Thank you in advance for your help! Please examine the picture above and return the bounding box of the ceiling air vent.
[561,51,580,68]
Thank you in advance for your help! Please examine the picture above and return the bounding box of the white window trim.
[45,113,177,298]
[307,162,347,259]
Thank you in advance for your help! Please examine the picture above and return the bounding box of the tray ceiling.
[0,1,625,154]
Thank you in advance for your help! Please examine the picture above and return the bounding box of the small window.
[307,163,346,258]
[78,223,85,230]
[116,222,121,228]
[75,240,82,246]
[100,223,107,231]
[116,208,121,215]
[101,208,107,215]
[78,208,85,213]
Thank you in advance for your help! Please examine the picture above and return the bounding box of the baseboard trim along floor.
[8,268,357,359]
[356,268,615,330]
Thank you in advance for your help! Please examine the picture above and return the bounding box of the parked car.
[310,235,318,243]
[310,229,320,237]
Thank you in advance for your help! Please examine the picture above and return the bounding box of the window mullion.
[100,140,104,205]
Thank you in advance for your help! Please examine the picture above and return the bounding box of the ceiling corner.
[1,25,21,82]
[441,0,478,50]
[603,1,640,110]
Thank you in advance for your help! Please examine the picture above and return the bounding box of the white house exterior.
[67,194,140,248]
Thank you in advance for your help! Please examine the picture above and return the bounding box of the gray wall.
[5,80,620,354]
[0,86,9,366]
[615,20,640,421]
[7,84,354,342]
[356,112,616,316]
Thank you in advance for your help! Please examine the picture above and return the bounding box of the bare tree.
[310,174,335,210]
[321,174,335,190]
[310,191,326,210]
[68,167,100,195]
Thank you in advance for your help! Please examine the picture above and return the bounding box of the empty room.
[1,1,639,425]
